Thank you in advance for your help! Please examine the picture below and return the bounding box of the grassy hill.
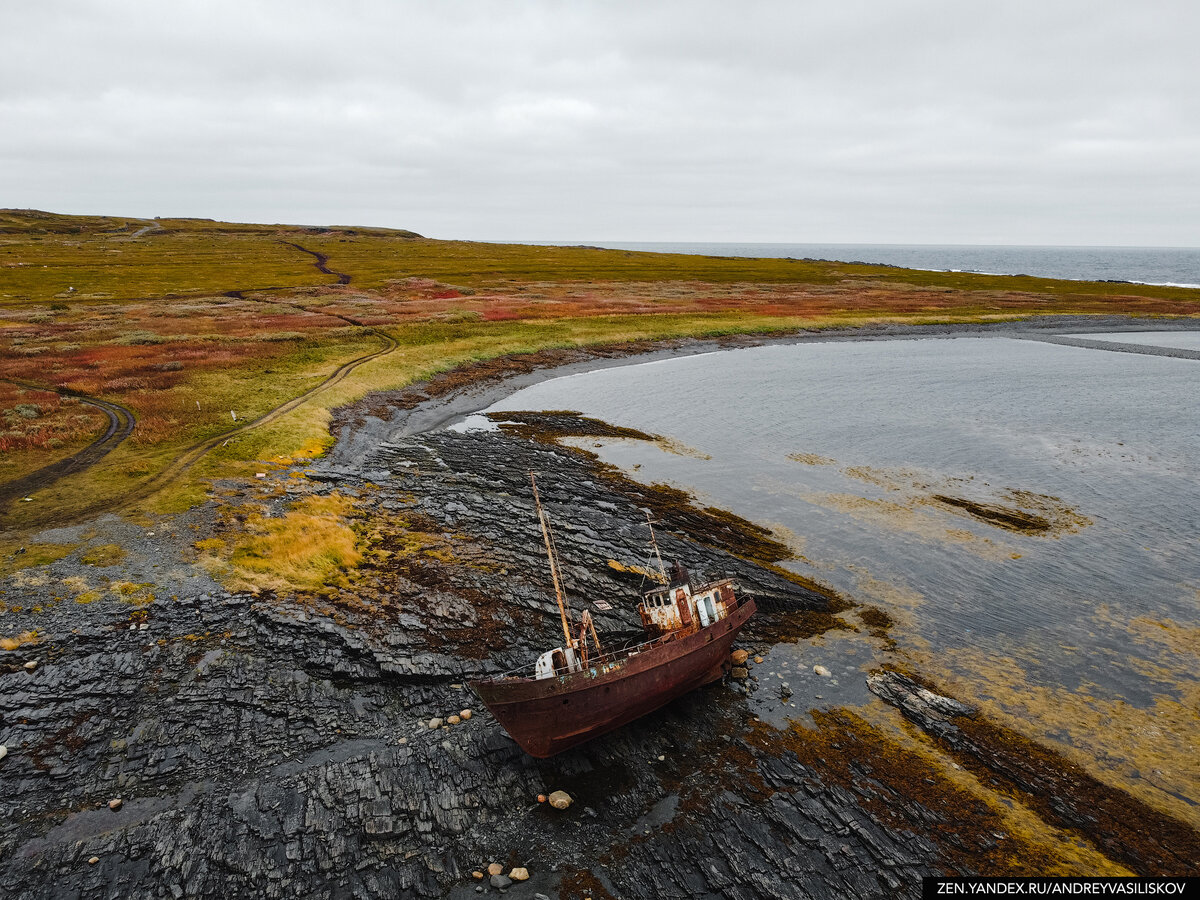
[1,208,1196,532]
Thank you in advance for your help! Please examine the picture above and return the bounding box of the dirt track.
[1,245,402,526]
[0,381,135,513]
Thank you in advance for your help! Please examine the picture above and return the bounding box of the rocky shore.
[3,318,1198,898]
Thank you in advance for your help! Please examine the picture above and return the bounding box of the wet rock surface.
[4,321,1199,898]
[0,421,940,899]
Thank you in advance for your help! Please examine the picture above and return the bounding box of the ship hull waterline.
[470,598,756,758]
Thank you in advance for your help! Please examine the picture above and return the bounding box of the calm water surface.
[476,335,1200,807]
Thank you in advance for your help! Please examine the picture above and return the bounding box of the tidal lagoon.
[483,332,1200,826]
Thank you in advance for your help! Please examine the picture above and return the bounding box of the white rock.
[23,660,37,671]
[0,745,7,761]
[813,665,831,677]
[427,718,443,729]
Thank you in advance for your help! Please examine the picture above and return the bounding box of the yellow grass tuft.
[79,543,126,567]
[0,630,40,651]
[208,493,362,594]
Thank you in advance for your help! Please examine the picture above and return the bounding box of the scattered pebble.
[472,870,484,880]
[510,867,529,881]
[87,857,100,865]
[548,790,573,810]
[813,665,831,677]
[730,666,749,680]
[487,863,503,876]
[730,649,749,665]
[754,656,764,664]
[0,745,7,762]
[427,718,443,729]
[657,755,665,761]
[490,874,512,889]
[108,798,123,811]
[23,660,37,671]
[537,794,547,803]
[447,715,461,726]
[397,737,407,745]
[459,709,472,720]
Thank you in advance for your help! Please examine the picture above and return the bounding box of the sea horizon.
[507,240,1200,288]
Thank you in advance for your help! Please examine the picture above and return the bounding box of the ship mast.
[530,473,575,648]
[645,509,668,584]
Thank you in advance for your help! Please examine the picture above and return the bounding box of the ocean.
[520,241,1200,288]
[463,330,1200,825]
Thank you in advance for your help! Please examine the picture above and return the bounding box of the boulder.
[490,874,512,889]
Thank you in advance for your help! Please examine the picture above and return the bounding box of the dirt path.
[129,218,163,239]
[110,327,397,511]
[0,381,136,513]
[279,241,352,285]
[5,242,400,524]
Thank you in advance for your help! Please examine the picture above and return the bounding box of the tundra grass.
[1,209,1197,532]
[297,233,1200,304]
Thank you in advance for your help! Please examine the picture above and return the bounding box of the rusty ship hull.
[470,597,756,758]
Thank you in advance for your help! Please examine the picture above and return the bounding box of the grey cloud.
[1,0,1196,244]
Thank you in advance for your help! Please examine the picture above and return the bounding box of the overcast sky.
[2,1,1197,245]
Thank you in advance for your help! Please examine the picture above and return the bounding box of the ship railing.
[486,593,750,682]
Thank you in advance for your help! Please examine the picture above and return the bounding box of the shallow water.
[477,333,1200,816]
[1066,331,1200,351]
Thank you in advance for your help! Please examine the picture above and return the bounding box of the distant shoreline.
[324,314,1200,473]
[507,240,1200,288]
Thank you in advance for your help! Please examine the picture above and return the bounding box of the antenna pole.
[645,510,668,584]
[531,473,574,648]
